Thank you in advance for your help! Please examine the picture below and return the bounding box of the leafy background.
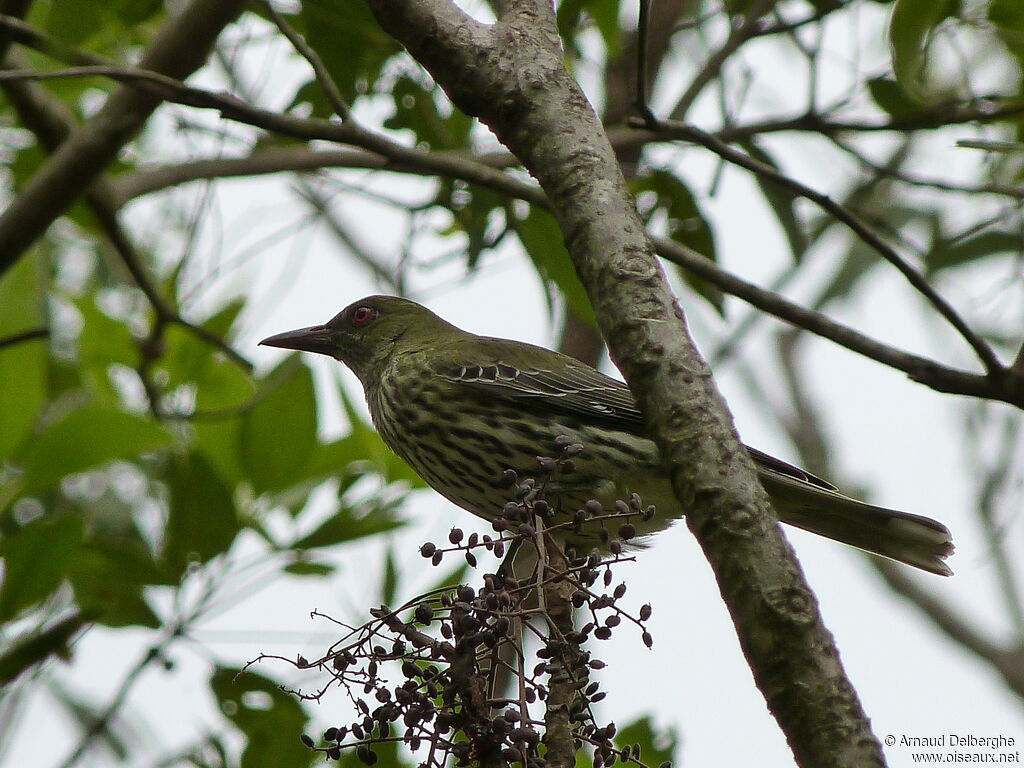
[1,0,1023,765]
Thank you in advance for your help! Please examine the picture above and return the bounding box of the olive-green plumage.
[260,295,954,575]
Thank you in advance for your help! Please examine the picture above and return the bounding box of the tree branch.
[774,329,1024,703]
[0,52,252,379]
[258,0,351,121]
[110,146,520,206]
[667,0,777,120]
[0,0,248,276]
[8,22,1018,410]
[654,236,1024,407]
[874,560,1024,699]
[636,117,1005,376]
[31,56,1014,409]
[0,1,32,63]
[363,0,887,765]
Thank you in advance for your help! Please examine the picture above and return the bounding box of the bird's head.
[259,295,459,383]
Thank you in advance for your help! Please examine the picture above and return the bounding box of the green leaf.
[191,343,256,486]
[70,540,162,628]
[632,171,724,314]
[383,76,472,150]
[434,180,507,270]
[5,142,47,194]
[806,0,845,10]
[381,545,399,606]
[44,0,163,47]
[614,716,678,768]
[990,0,1024,66]
[0,613,89,686]
[240,357,317,495]
[283,561,335,577]
[0,252,46,461]
[194,414,245,488]
[925,230,1022,275]
[76,297,136,367]
[287,78,335,119]
[159,323,253,407]
[0,515,83,619]
[736,141,808,263]
[557,0,623,58]
[866,76,919,118]
[513,207,597,328]
[292,501,404,551]
[13,405,174,497]
[210,666,312,768]
[112,0,164,27]
[202,298,246,341]
[889,0,958,98]
[297,0,401,104]
[46,0,106,45]
[197,359,256,413]
[163,452,240,572]
[75,296,137,404]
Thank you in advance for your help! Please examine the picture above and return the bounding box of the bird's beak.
[259,324,337,356]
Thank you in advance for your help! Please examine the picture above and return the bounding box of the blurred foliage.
[0,0,1022,764]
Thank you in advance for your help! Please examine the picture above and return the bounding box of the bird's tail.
[762,474,955,576]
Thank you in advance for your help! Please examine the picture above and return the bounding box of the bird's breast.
[365,371,676,543]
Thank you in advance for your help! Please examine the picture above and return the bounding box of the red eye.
[352,306,378,326]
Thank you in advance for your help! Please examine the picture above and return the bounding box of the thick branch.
[363,1,886,765]
[0,0,247,276]
[1,52,251,375]
[110,146,519,206]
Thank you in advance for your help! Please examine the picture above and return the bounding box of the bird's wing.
[435,352,838,490]
[434,357,647,433]
[744,446,838,491]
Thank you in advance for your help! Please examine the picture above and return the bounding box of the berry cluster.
[268,437,664,767]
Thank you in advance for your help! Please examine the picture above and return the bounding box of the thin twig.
[638,117,1005,376]
[0,64,540,204]
[0,12,108,66]
[667,0,777,120]
[291,179,400,290]
[873,559,1024,699]
[0,327,48,349]
[57,625,185,768]
[1,53,252,382]
[0,0,249,275]
[830,136,1024,200]
[774,328,1024,703]
[654,235,1024,407]
[259,0,351,120]
[973,418,1024,639]
[633,0,654,123]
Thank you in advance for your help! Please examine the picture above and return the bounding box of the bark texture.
[362,1,886,766]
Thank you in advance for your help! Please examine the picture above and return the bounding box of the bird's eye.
[352,306,378,326]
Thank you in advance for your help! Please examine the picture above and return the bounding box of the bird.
[260,295,954,576]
